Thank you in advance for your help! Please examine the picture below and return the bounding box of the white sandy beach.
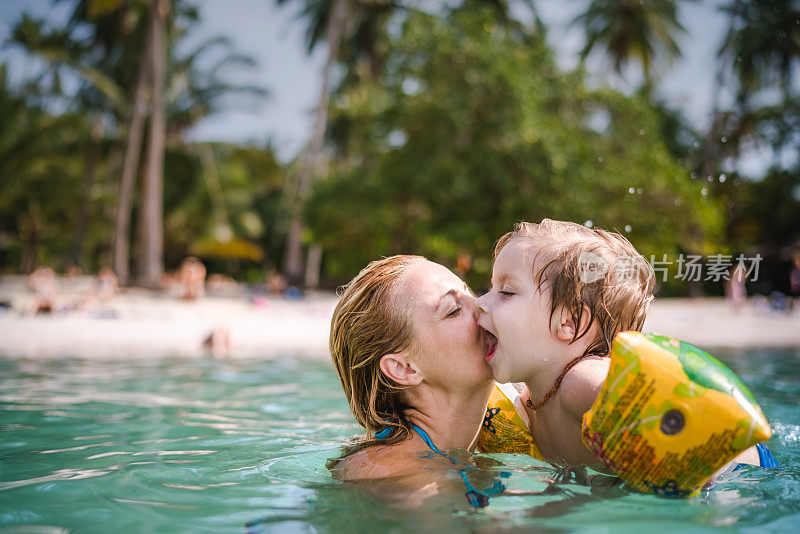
[0,275,799,359]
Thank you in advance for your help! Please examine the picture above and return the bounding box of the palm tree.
[278,0,351,286]
[10,1,150,282]
[9,0,266,284]
[702,0,800,176]
[717,0,800,108]
[136,0,168,288]
[277,0,534,286]
[573,0,685,91]
[115,6,152,285]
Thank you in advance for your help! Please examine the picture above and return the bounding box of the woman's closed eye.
[499,290,514,297]
[446,307,462,318]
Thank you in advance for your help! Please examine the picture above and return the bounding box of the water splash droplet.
[719,174,727,183]
[701,187,708,197]
[638,129,646,135]
[721,136,727,143]
[637,188,644,194]
[624,225,632,233]
[628,187,635,194]
[584,220,593,228]
[597,156,604,162]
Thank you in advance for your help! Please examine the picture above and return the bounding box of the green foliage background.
[307,9,723,288]
[2,0,798,295]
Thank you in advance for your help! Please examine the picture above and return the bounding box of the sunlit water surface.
[0,349,798,533]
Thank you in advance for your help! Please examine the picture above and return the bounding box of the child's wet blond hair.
[496,219,654,356]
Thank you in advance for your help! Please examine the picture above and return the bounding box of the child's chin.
[488,363,510,383]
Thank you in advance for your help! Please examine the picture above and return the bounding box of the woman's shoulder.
[332,444,429,480]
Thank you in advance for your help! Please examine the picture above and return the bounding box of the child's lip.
[485,332,498,361]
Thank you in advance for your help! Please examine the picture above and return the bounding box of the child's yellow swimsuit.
[477,382,544,461]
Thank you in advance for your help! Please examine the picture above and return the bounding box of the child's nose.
[474,294,489,318]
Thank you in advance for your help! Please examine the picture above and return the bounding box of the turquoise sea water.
[0,349,798,533]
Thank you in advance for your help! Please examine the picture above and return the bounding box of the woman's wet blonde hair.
[496,219,654,356]
[328,255,423,465]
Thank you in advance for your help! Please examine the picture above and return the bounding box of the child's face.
[476,238,558,383]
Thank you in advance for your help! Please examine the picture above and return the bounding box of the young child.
[476,219,762,468]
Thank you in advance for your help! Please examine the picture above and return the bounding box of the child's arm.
[703,446,762,489]
[731,445,760,466]
[554,357,612,466]
[560,356,611,426]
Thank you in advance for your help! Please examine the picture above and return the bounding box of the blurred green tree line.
[1,0,798,295]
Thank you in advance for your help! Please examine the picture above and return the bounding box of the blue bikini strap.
[374,421,508,506]
[411,424,447,456]
[374,425,395,440]
[410,424,508,505]
[375,422,451,454]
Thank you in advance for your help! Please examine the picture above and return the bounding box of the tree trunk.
[136,0,168,288]
[19,203,42,274]
[69,114,104,271]
[282,0,349,286]
[304,243,323,289]
[113,19,153,286]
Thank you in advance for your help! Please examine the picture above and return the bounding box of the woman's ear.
[379,353,423,386]
[555,305,594,342]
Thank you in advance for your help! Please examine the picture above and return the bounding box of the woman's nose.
[459,294,479,321]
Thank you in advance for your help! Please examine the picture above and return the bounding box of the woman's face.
[398,260,493,390]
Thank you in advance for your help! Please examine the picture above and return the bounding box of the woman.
[328,255,496,485]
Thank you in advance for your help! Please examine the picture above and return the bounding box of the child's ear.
[379,353,423,386]
[555,305,594,342]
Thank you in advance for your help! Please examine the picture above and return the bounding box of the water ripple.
[774,423,800,445]
[0,468,114,491]
[1,354,798,532]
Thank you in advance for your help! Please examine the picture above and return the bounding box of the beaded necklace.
[525,352,605,411]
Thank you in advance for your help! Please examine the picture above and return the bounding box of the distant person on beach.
[203,324,231,357]
[95,268,118,302]
[726,262,747,310]
[65,265,83,278]
[177,257,206,301]
[207,273,238,296]
[267,271,287,296]
[791,252,800,299]
[28,266,60,314]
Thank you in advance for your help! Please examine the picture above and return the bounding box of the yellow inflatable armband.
[478,383,544,461]
[582,331,772,497]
